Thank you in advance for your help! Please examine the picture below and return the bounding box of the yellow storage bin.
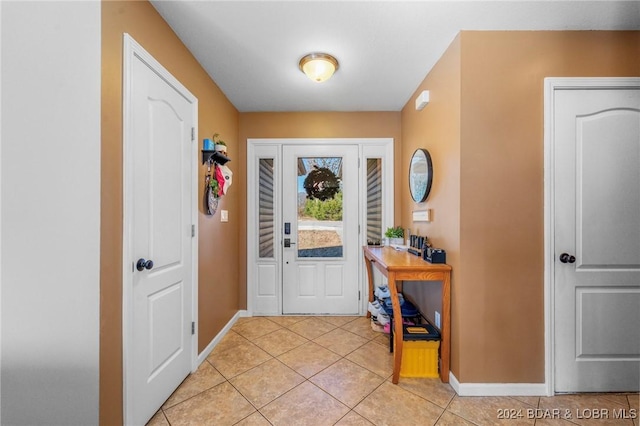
[400,340,440,378]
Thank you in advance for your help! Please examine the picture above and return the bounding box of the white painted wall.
[1,2,100,425]
[0,2,3,422]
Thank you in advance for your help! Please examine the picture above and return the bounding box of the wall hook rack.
[201,150,230,166]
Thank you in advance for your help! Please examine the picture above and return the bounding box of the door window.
[297,157,344,258]
[258,158,275,258]
[366,158,383,245]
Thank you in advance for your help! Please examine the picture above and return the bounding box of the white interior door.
[282,144,359,314]
[553,81,640,392]
[124,35,196,425]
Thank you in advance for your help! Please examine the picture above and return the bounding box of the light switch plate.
[221,210,229,222]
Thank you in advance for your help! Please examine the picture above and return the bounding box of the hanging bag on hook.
[214,164,226,197]
[204,167,219,215]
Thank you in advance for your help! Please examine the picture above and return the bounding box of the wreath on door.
[303,166,340,201]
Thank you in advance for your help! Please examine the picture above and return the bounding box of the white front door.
[124,35,197,425]
[282,144,360,314]
[552,79,640,392]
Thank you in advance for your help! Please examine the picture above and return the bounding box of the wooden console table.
[363,246,452,384]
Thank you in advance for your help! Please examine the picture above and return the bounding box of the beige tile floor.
[147,316,639,426]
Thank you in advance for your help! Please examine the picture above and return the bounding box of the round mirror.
[409,148,433,203]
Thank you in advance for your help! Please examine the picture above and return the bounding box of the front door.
[282,144,360,314]
[553,79,640,392]
[124,35,197,425]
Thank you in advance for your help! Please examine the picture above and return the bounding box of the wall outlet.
[435,311,441,329]
[221,210,229,222]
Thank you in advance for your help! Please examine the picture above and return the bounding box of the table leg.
[440,271,451,383]
[388,272,403,384]
[363,253,374,318]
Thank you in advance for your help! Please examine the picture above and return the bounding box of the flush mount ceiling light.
[298,52,339,83]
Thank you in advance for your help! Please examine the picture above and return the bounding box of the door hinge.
[358,158,360,168]
[191,322,195,335]
[358,291,361,301]
[358,225,360,234]
[191,127,195,141]
[191,224,195,237]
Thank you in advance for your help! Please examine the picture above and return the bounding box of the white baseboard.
[449,372,548,396]
[196,310,249,365]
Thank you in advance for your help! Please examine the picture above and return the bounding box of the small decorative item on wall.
[412,209,432,222]
[409,148,433,203]
[203,138,214,151]
[202,133,232,216]
[213,133,227,156]
[205,174,219,215]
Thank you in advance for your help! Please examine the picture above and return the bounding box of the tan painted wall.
[238,112,402,308]
[101,2,239,424]
[400,35,462,377]
[401,31,640,384]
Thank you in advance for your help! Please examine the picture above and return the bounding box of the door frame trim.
[122,34,199,424]
[543,77,640,396]
[246,138,394,316]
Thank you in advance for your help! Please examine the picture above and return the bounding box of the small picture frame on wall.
[412,209,431,222]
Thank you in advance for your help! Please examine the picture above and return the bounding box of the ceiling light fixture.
[298,52,339,83]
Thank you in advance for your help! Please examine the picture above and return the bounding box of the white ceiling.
[150,1,640,112]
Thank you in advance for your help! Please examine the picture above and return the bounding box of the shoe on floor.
[382,293,405,310]
[376,312,390,326]
[375,285,390,299]
[371,320,385,333]
[367,300,382,317]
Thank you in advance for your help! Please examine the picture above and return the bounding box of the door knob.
[136,258,154,271]
[559,253,576,264]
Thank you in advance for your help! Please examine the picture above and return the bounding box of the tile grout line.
[440,394,481,426]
